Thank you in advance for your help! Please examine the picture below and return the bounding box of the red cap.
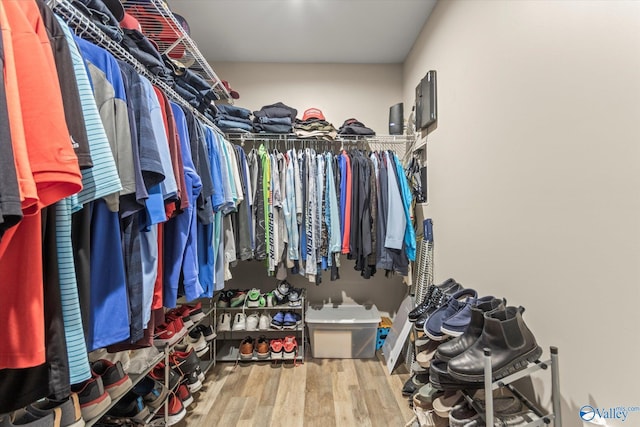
[120,12,142,31]
[302,108,325,121]
[221,80,240,99]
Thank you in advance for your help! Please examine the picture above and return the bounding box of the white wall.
[404,1,640,426]
[212,62,403,135]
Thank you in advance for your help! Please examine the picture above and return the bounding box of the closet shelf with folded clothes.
[49,0,225,133]
[121,0,232,102]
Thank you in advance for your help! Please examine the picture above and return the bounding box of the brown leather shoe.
[240,336,254,360]
[256,336,270,359]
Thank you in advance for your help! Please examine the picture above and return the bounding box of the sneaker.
[169,349,200,376]
[265,292,275,307]
[176,330,208,357]
[176,383,193,408]
[287,288,303,307]
[246,288,262,308]
[153,319,187,347]
[246,312,260,331]
[424,288,478,341]
[282,336,298,360]
[166,309,193,329]
[270,311,285,329]
[70,375,112,421]
[177,302,205,323]
[273,281,291,305]
[182,370,202,393]
[258,313,271,330]
[217,312,231,332]
[269,338,284,359]
[231,313,246,331]
[216,290,231,308]
[230,291,247,308]
[132,376,169,410]
[25,392,84,427]
[2,408,62,427]
[193,324,216,341]
[256,336,270,359]
[151,393,186,426]
[282,312,298,329]
[239,336,254,360]
[149,362,181,391]
[91,359,133,401]
[106,391,149,422]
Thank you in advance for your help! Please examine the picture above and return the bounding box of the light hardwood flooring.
[176,356,414,427]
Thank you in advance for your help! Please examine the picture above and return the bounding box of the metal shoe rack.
[461,346,562,427]
[213,290,306,364]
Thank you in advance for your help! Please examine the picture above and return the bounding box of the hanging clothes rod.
[49,0,224,137]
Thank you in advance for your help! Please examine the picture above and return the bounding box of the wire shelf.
[121,0,231,101]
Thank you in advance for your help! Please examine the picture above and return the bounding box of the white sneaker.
[246,312,260,331]
[258,313,271,330]
[175,332,207,355]
[231,313,246,331]
[217,313,231,332]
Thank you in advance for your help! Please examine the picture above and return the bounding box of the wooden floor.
[176,355,414,427]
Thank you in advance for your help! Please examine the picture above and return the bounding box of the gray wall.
[403,1,640,426]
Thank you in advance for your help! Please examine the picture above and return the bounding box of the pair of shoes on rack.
[70,358,132,421]
[410,279,463,331]
[239,335,270,360]
[269,336,297,360]
[175,325,213,358]
[431,302,542,386]
[270,311,301,330]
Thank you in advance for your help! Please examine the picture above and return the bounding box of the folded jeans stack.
[253,102,298,133]
[215,104,254,132]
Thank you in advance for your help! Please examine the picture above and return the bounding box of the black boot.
[435,298,505,362]
[408,278,459,322]
[447,306,542,382]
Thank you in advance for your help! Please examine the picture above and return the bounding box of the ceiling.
[168,0,437,64]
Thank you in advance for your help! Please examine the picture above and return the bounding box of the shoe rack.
[84,298,216,426]
[460,346,562,427]
[156,299,216,425]
[85,352,165,427]
[214,290,306,364]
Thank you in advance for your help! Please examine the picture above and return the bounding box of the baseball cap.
[120,12,142,31]
[302,108,325,121]
[221,80,240,99]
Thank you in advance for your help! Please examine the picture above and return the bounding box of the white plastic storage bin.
[306,304,381,358]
